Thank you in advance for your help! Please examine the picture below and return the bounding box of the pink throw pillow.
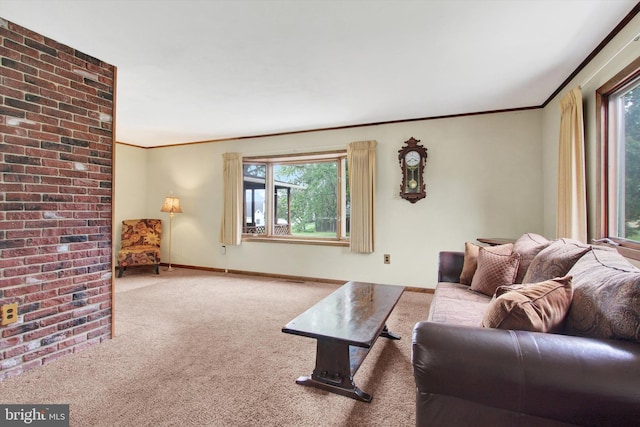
[470,247,520,296]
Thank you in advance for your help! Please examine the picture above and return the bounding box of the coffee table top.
[282,281,405,348]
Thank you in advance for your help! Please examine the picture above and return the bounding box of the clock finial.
[406,137,420,147]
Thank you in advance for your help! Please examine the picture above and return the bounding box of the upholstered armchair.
[117,219,162,277]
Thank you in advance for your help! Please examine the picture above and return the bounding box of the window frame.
[241,150,349,246]
[596,56,640,260]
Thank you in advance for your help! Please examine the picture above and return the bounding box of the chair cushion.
[118,246,161,267]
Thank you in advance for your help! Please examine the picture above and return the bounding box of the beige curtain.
[220,152,243,245]
[347,141,376,253]
[557,86,587,242]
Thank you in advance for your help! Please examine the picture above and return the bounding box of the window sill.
[242,236,350,247]
[593,238,640,261]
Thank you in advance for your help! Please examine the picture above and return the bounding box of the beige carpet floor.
[0,268,432,426]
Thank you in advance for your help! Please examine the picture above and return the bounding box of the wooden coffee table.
[282,281,405,402]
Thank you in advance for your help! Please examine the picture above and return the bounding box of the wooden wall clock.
[398,137,428,203]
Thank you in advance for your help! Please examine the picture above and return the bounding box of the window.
[242,151,349,244]
[597,56,640,257]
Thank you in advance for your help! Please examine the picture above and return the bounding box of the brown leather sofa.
[412,240,640,427]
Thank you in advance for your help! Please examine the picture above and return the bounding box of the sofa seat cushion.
[565,247,640,342]
[428,282,491,327]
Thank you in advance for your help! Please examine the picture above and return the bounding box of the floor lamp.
[160,196,182,271]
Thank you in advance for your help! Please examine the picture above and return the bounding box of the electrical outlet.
[1,303,18,326]
[384,254,391,264]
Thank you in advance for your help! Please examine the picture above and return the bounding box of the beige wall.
[114,143,148,253]
[117,109,543,289]
[541,14,640,240]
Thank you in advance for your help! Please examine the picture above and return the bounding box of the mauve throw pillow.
[522,239,591,284]
[482,276,573,333]
[513,233,550,284]
[470,247,520,296]
[460,242,513,285]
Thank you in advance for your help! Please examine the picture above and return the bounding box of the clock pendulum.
[408,165,418,190]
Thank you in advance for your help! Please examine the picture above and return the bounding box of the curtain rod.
[580,30,640,88]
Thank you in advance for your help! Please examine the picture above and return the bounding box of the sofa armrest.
[412,322,640,427]
[438,251,464,283]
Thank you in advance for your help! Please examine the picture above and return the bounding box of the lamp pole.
[167,211,175,271]
[161,196,182,272]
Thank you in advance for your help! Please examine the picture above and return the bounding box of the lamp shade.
[160,196,183,213]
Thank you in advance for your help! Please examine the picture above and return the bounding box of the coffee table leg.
[295,339,372,403]
[380,324,401,340]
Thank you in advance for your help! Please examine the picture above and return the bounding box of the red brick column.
[0,18,115,379]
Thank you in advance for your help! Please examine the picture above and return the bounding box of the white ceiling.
[1,0,638,147]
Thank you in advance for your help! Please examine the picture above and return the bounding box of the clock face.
[405,151,420,167]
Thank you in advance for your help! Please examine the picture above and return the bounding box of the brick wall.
[0,19,115,380]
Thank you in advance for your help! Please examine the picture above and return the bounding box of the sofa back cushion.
[513,233,550,283]
[522,239,591,284]
[121,218,162,249]
[565,247,640,343]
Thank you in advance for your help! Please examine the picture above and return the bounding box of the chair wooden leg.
[118,266,124,278]
[155,264,159,274]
